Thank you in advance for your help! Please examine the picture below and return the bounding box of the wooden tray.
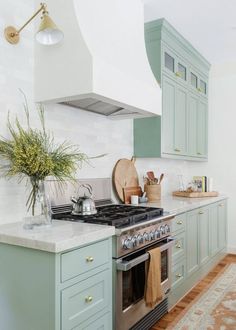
[172,191,219,198]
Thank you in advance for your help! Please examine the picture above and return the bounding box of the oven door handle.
[116,237,175,272]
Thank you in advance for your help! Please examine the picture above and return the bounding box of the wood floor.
[151,254,236,330]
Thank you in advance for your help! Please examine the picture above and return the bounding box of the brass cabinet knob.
[177,220,183,225]
[219,203,224,207]
[86,256,94,262]
[199,211,204,215]
[175,243,181,249]
[85,295,93,303]
[197,88,202,92]
[197,152,202,155]
[175,273,182,278]
[175,72,181,77]
[174,148,181,152]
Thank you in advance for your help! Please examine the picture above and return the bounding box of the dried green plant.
[0,95,90,216]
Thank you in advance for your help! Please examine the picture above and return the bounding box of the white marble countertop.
[144,194,228,214]
[0,220,115,253]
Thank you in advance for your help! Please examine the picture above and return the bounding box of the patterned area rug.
[168,264,236,330]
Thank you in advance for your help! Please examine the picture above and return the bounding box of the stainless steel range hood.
[35,0,162,119]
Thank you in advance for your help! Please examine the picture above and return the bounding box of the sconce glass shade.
[36,14,63,45]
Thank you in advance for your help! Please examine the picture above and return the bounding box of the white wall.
[0,0,34,223]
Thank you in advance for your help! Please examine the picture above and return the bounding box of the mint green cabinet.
[162,75,188,156]
[186,209,199,277]
[218,201,227,250]
[209,203,219,256]
[133,18,210,161]
[198,207,210,266]
[0,238,113,330]
[169,199,227,309]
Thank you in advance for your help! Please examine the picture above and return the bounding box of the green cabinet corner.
[0,238,113,330]
[134,18,210,161]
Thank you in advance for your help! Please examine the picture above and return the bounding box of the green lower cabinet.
[186,209,199,277]
[171,258,186,290]
[218,201,227,250]
[0,238,113,330]
[209,203,219,256]
[198,207,210,266]
[61,270,110,330]
[172,231,185,263]
[170,200,227,309]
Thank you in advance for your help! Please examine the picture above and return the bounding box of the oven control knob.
[154,229,161,239]
[131,236,137,247]
[123,238,133,249]
[165,224,170,233]
[143,232,149,241]
[160,225,165,235]
[149,230,155,240]
[137,234,144,245]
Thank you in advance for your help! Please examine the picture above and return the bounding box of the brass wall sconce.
[4,2,64,45]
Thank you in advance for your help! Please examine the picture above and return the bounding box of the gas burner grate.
[52,204,164,228]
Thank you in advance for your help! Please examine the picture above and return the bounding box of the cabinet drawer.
[172,258,186,290]
[80,313,110,330]
[172,213,186,233]
[172,231,185,263]
[61,239,109,282]
[61,270,109,330]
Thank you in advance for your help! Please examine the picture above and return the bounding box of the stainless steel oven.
[114,236,174,330]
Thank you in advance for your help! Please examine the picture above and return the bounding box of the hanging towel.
[145,246,163,307]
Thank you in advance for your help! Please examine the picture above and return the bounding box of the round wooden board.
[112,158,139,202]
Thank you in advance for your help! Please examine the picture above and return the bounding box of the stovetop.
[51,204,164,229]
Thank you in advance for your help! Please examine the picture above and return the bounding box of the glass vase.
[23,180,52,230]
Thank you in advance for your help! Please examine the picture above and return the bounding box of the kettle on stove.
[71,184,97,215]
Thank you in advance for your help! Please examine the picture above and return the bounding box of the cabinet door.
[174,84,188,155]
[186,210,199,277]
[162,75,175,154]
[209,204,219,256]
[197,99,208,158]
[198,207,210,266]
[218,201,227,250]
[188,93,198,157]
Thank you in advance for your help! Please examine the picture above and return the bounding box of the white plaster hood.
[35,0,162,118]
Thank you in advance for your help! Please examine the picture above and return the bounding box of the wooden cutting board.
[112,157,139,202]
[123,186,142,204]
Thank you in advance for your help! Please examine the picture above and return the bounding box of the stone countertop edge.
[144,194,228,214]
[0,220,115,253]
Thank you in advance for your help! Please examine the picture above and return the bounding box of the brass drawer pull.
[85,295,93,303]
[219,203,224,207]
[175,243,181,249]
[86,256,94,262]
[175,273,182,278]
[199,211,204,215]
[174,148,181,152]
[197,152,202,155]
[176,220,183,225]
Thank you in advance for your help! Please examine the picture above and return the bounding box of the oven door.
[114,237,174,330]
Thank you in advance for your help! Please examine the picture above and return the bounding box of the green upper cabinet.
[133,18,210,161]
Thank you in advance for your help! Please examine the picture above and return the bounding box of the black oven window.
[161,249,168,282]
[122,261,146,310]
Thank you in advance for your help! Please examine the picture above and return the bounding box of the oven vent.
[130,297,168,330]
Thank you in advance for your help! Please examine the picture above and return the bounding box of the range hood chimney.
[35,0,162,119]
